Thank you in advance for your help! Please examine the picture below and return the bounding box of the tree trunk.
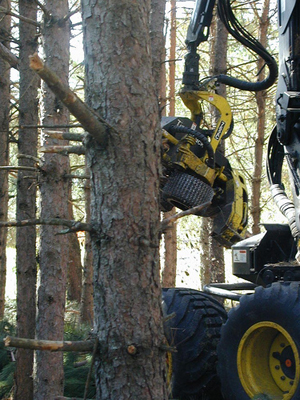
[251,0,270,234]
[0,0,10,319]
[80,168,93,325]
[150,0,166,112]
[81,0,167,398]
[200,11,227,286]
[162,0,177,287]
[67,184,82,302]
[168,0,176,116]
[15,1,39,398]
[35,1,70,398]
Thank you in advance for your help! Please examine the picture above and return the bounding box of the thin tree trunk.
[35,1,70,398]
[0,0,10,319]
[15,0,39,398]
[200,11,227,285]
[67,184,82,302]
[81,0,167,397]
[251,0,270,234]
[162,0,177,287]
[168,0,176,116]
[209,12,227,284]
[150,0,166,112]
[80,168,93,325]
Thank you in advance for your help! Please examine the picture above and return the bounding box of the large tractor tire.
[162,288,227,399]
[217,282,300,400]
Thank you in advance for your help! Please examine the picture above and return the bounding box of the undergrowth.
[0,314,95,399]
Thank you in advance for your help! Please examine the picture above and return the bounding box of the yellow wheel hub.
[237,322,300,399]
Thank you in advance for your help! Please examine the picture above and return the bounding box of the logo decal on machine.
[214,120,226,140]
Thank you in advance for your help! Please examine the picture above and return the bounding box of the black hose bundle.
[267,126,300,237]
[216,0,278,91]
[168,124,215,167]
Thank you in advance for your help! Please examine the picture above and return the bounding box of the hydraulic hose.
[168,124,215,167]
[270,184,299,238]
[267,126,300,237]
[215,0,278,92]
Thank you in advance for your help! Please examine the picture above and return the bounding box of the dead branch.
[63,7,80,22]
[0,165,37,171]
[29,53,115,145]
[0,42,19,70]
[40,145,85,155]
[64,174,90,180]
[83,338,98,400]
[161,202,212,232]
[33,0,51,17]
[0,218,94,233]
[4,336,94,352]
[0,6,40,26]
[18,153,40,163]
[20,124,83,129]
[44,131,84,141]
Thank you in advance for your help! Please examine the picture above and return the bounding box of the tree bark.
[200,11,227,286]
[150,0,166,111]
[162,0,177,287]
[35,1,70,398]
[80,169,93,325]
[15,0,39,398]
[81,0,167,398]
[251,0,270,234]
[67,185,83,303]
[0,0,10,319]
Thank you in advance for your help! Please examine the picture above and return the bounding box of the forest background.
[0,0,285,399]
[3,0,282,296]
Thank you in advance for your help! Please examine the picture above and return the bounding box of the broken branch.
[4,336,94,352]
[0,218,94,233]
[0,6,40,26]
[64,174,90,180]
[40,145,85,155]
[29,53,114,145]
[0,165,37,171]
[161,202,212,232]
[0,42,19,70]
[44,131,84,141]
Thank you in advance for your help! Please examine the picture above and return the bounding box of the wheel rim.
[237,321,300,399]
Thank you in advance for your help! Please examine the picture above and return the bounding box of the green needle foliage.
[0,320,96,399]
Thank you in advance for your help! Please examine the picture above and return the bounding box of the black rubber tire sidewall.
[162,288,227,399]
[217,282,300,400]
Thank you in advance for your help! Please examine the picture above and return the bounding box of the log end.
[29,52,44,71]
[4,336,11,347]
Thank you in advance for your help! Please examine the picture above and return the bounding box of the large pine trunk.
[81,0,167,398]
[0,0,10,319]
[35,1,70,398]
[15,0,39,398]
